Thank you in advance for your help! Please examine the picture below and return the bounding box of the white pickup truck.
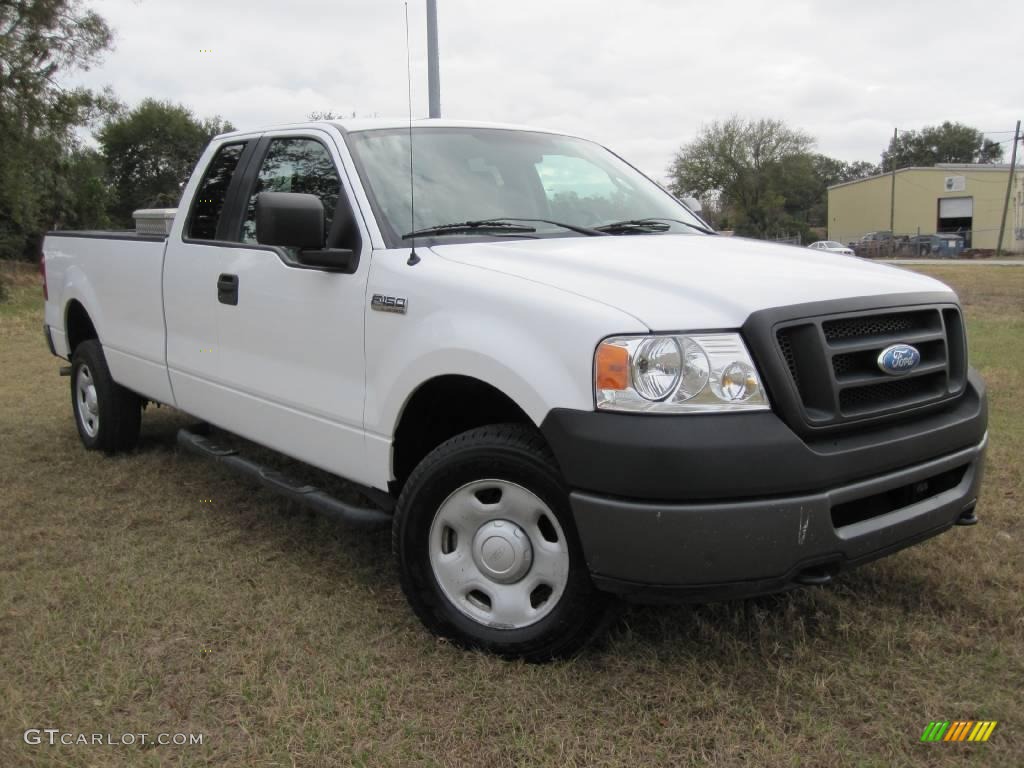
[42,119,988,660]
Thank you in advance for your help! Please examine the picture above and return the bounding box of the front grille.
[822,312,927,342]
[838,373,946,413]
[772,305,966,429]
[777,329,801,392]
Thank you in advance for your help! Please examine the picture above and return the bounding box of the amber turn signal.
[595,342,629,391]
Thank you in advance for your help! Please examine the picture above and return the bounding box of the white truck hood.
[431,234,954,330]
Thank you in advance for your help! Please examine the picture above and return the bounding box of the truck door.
[163,138,259,417]
[210,131,372,485]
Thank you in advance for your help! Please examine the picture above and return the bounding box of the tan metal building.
[827,164,1024,253]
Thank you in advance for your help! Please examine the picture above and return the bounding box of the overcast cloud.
[66,0,1022,179]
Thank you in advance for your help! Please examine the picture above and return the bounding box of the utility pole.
[997,120,1020,257]
[426,0,441,118]
[889,127,897,235]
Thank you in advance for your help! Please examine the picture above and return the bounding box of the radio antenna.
[404,2,420,266]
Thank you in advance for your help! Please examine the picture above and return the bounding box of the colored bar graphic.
[921,721,950,742]
[924,720,997,743]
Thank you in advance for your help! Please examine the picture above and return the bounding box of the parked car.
[808,240,855,256]
[851,231,899,258]
[40,119,988,660]
[908,233,966,258]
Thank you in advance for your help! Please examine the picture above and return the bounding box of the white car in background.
[808,240,855,256]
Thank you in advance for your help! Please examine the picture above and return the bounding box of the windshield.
[345,127,708,247]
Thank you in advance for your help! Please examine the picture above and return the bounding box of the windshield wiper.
[402,217,607,240]
[402,220,537,239]
[480,218,607,236]
[596,217,716,235]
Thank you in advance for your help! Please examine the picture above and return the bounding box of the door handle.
[217,273,239,306]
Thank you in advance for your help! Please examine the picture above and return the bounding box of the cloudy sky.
[66,0,1022,180]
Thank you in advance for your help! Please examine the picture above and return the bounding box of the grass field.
[1,262,1021,767]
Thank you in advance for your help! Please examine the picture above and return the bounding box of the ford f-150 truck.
[41,119,987,660]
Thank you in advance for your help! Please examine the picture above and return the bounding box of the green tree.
[881,122,1003,171]
[770,152,820,233]
[841,160,879,182]
[668,117,815,238]
[785,155,880,230]
[54,147,111,230]
[0,0,114,259]
[98,99,234,226]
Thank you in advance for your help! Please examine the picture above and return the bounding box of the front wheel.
[393,424,610,661]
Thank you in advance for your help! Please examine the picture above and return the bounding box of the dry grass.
[1,262,1021,767]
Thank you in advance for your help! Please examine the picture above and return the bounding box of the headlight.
[632,337,681,400]
[595,333,769,413]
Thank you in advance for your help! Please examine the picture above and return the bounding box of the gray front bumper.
[572,434,987,601]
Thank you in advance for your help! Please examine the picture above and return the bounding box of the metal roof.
[828,163,1019,191]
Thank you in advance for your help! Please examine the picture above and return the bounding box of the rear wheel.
[70,339,141,453]
[393,424,609,661]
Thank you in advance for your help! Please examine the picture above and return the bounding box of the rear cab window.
[186,142,249,240]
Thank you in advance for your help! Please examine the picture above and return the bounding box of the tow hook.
[956,503,979,526]
[794,566,834,586]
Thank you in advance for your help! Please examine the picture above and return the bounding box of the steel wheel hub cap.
[472,520,532,583]
[429,479,570,629]
[85,387,98,415]
[76,365,99,438]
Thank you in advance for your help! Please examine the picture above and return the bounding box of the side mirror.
[256,192,324,249]
[255,191,358,273]
[682,196,703,214]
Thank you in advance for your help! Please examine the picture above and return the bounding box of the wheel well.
[65,300,98,354]
[392,375,534,492]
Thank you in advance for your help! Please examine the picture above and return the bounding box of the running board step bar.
[176,428,392,528]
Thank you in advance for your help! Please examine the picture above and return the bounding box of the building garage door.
[938,196,973,246]
[939,197,973,219]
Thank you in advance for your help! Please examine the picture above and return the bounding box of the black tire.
[70,339,142,453]
[393,423,610,661]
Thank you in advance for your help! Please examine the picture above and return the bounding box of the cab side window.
[241,139,341,244]
[187,142,248,240]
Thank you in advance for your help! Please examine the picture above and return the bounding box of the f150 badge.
[877,344,921,375]
[371,294,408,314]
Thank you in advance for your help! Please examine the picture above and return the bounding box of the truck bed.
[43,230,173,404]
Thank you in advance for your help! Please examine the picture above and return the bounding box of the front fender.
[360,248,647,488]
[376,317,570,432]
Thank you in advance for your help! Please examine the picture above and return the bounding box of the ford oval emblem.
[877,344,921,375]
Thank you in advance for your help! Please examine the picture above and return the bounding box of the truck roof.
[213,118,574,142]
